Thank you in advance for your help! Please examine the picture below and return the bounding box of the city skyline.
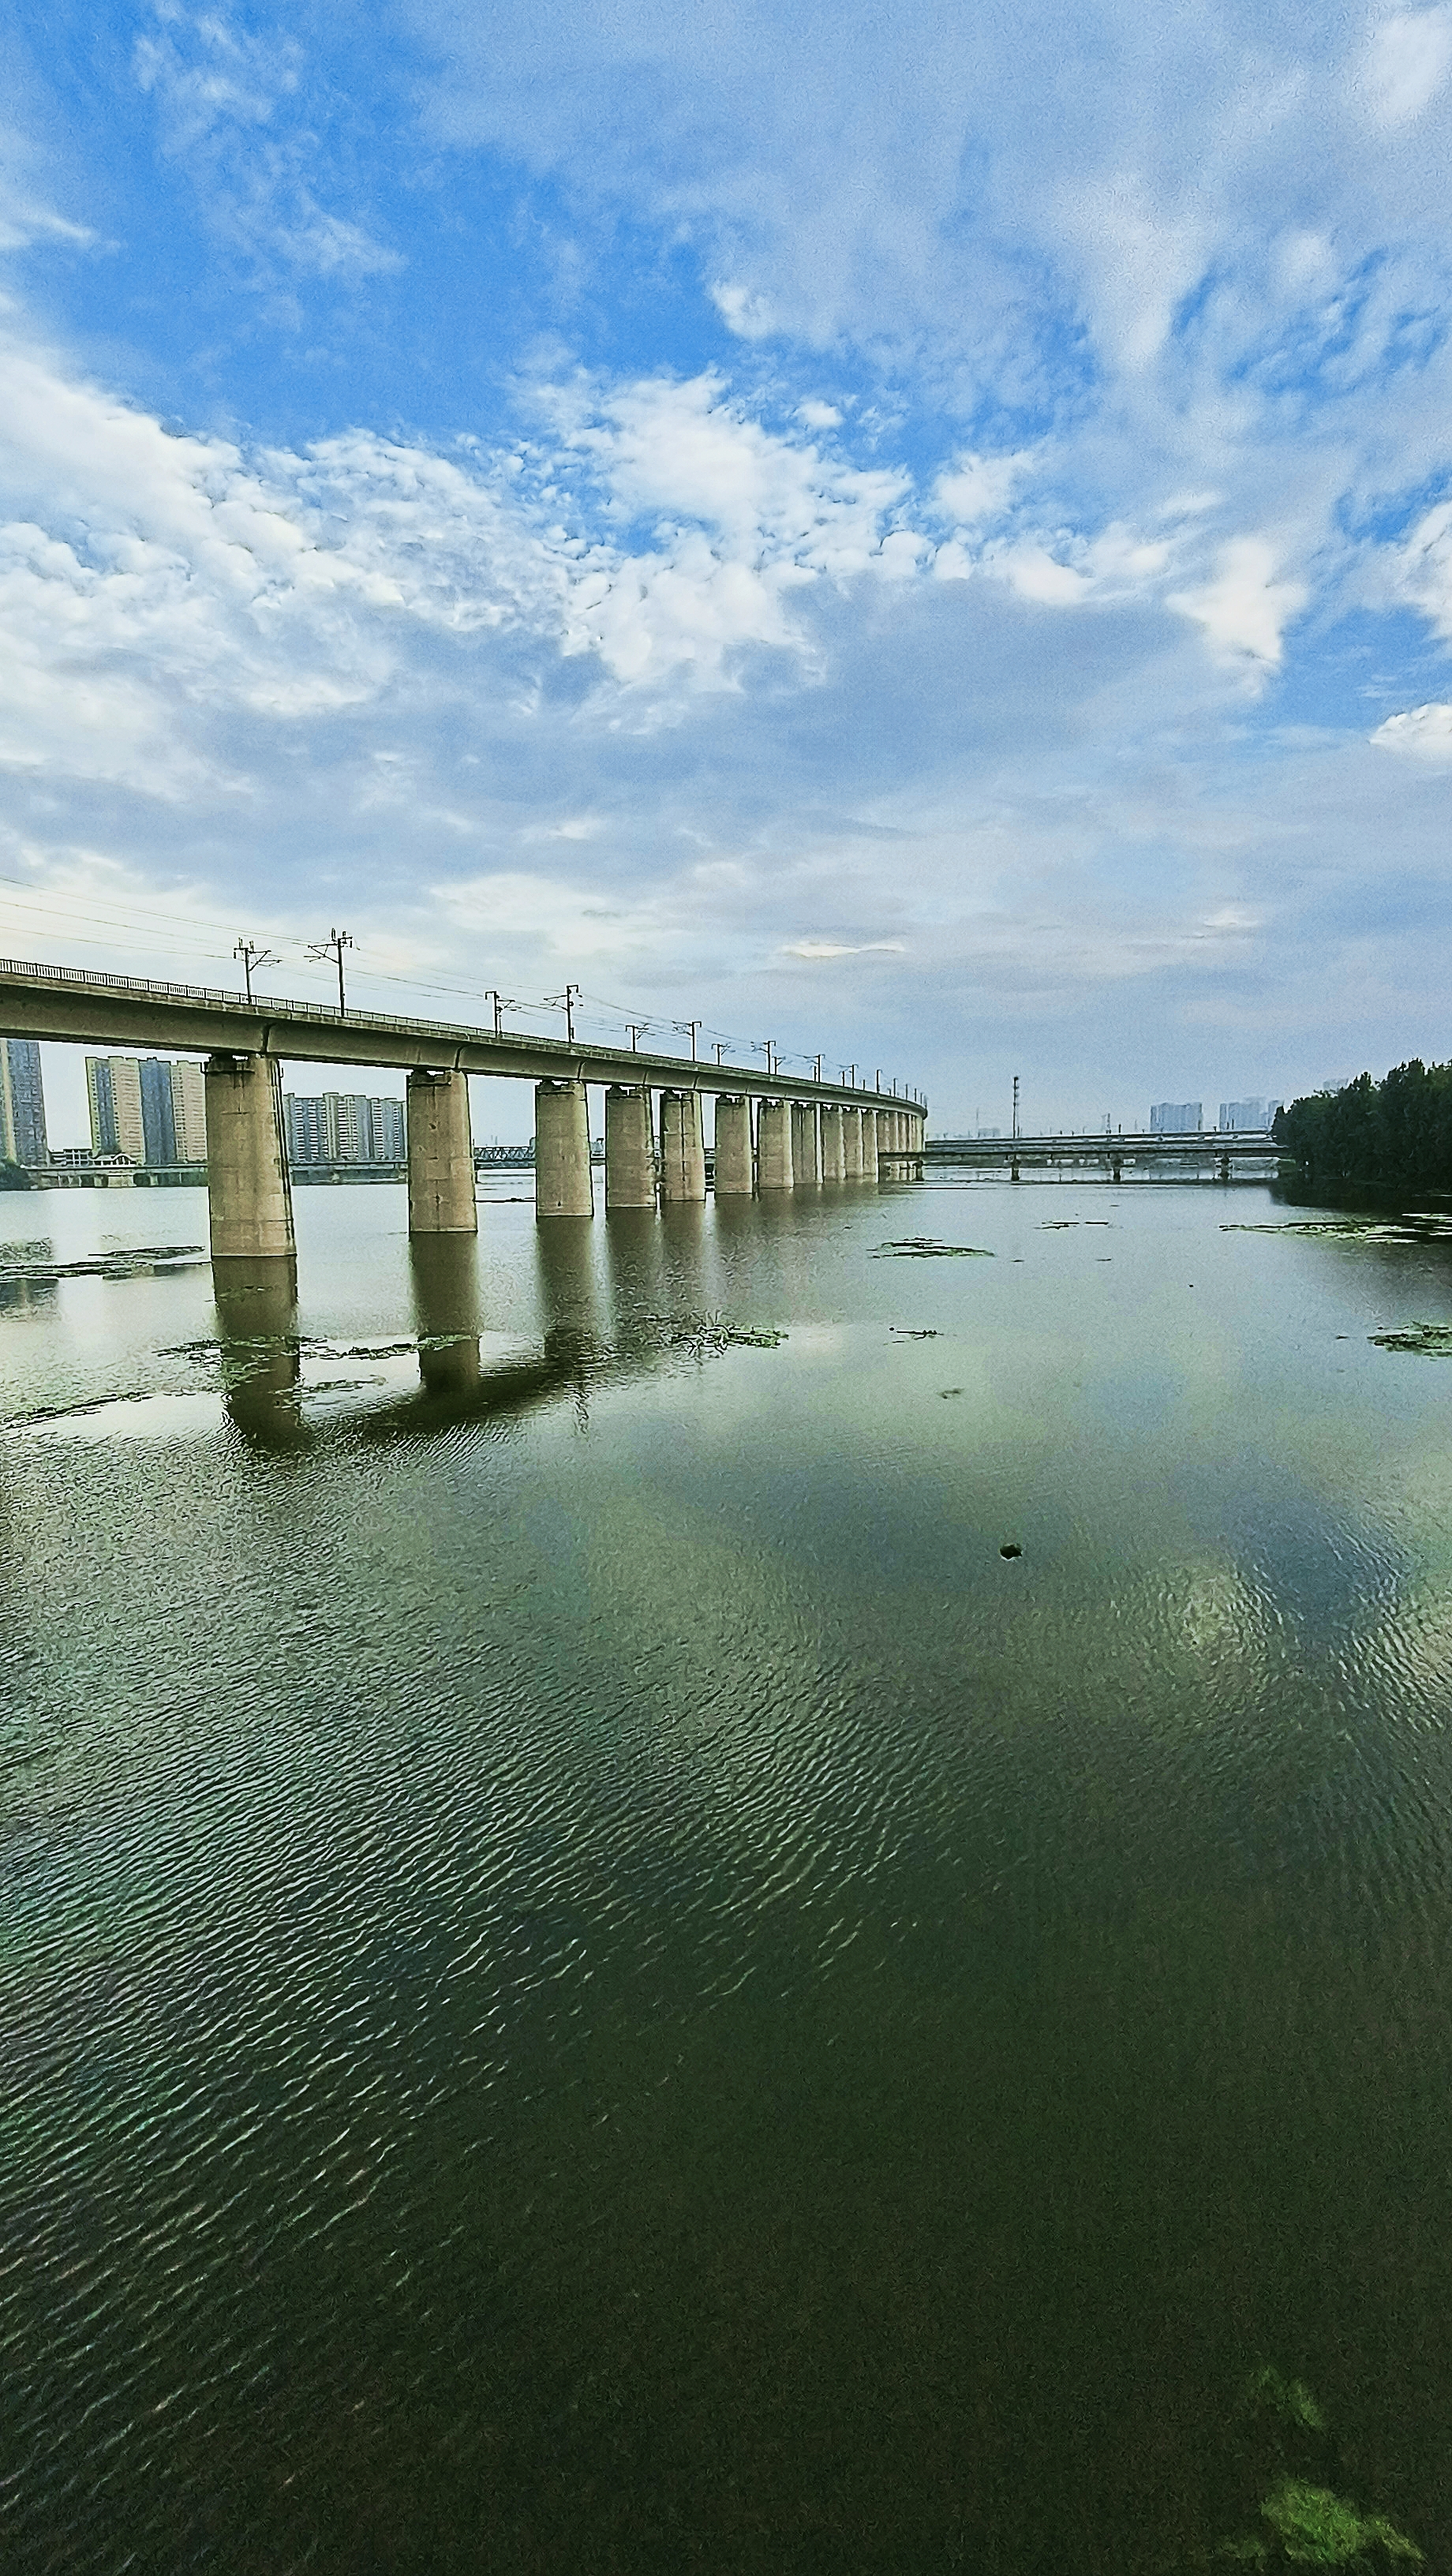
[3,6,1452,1128]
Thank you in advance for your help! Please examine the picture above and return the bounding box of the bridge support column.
[536,1079,593,1218]
[862,1110,880,1182]
[204,1052,294,1264]
[713,1095,753,1195]
[791,1101,821,1185]
[820,1105,846,1182]
[605,1084,657,1209]
[406,1068,477,1235]
[659,1089,706,1201]
[843,1107,864,1180]
[758,1099,793,1189]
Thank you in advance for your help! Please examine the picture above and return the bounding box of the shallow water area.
[5,1172,1452,2572]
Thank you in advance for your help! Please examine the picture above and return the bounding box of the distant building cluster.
[1148,1096,1283,1135]
[86,1054,207,1166]
[283,1091,406,1165]
[1218,1097,1282,1132]
[1,1038,47,1167]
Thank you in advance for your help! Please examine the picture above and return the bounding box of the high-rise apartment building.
[140,1058,177,1166]
[284,1090,406,1163]
[1150,1102,1203,1134]
[86,1055,207,1164]
[0,1038,47,1166]
[369,1096,406,1163]
[86,1056,146,1161]
[169,1060,208,1163]
[284,1094,327,1164]
[0,1040,48,1174]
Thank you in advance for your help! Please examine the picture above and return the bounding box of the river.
[4,1173,1450,2572]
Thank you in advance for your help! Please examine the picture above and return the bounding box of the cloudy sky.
[5,0,1452,1139]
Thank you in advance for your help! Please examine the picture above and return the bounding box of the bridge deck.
[0,956,917,1116]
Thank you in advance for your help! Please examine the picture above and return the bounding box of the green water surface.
[2,1175,1450,2573]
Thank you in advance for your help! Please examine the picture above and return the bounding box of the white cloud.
[710,281,777,339]
[133,3,400,277]
[934,451,1033,528]
[1371,701,1452,758]
[1366,8,1452,125]
[1168,537,1307,674]
[780,939,908,957]
[989,542,1092,608]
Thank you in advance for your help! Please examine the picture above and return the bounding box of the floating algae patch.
[873,1237,993,1259]
[1368,1322,1452,1356]
[1243,2368,1327,2435]
[1258,2480,1422,2565]
[1224,1217,1452,1244]
[1203,2372,1424,2570]
[640,1313,788,1352]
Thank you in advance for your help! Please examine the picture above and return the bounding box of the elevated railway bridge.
[926,1129,1280,1181]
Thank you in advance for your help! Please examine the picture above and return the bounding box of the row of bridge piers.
[204,1054,927,1263]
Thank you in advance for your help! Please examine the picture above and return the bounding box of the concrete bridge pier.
[204,1051,295,1264]
[862,1109,880,1183]
[536,1079,593,1217]
[604,1084,657,1209]
[406,1068,477,1236]
[820,1104,846,1182]
[791,1101,821,1185]
[843,1107,864,1180]
[758,1099,793,1189]
[713,1095,754,1195]
[659,1088,706,1201]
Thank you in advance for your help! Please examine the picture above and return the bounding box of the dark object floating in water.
[891,1327,939,1338]
[874,1238,992,1258]
[1226,1212,1452,1242]
[940,1387,964,1398]
[1369,1320,1452,1356]
[0,1243,204,1285]
[1000,1542,1023,1559]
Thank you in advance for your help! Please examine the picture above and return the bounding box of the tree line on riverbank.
[1274,1059,1452,1193]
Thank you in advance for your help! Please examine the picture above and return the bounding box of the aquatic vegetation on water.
[873,1237,993,1257]
[1244,2368,1327,2434]
[1258,2480,1422,2565]
[1367,1321,1452,1356]
[1205,2376,1424,2570]
[1224,1217,1452,1243]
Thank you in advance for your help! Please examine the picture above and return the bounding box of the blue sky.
[5,0,1452,1140]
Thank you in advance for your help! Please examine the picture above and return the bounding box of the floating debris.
[0,1243,205,1285]
[999,1541,1023,1559]
[640,1313,787,1352]
[891,1327,939,1339]
[874,1237,992,1258]
[1225,1214,1452,1243]
[1368,1321,1452,1356]
[939,1387,964,1398]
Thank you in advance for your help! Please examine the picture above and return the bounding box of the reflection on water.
[5,1178,1452,2575]
[213,1255,301,1443]
[410,1235,481,1396]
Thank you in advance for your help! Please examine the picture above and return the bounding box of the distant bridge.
[926,1129,1280,1181]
